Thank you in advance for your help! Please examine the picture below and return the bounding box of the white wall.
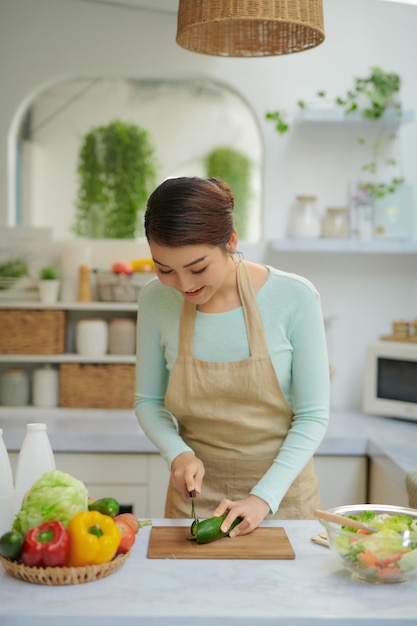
[1,0,417,411]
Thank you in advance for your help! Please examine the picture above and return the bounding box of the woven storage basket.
[0,551,130,585]
[176,0,325,57]
[0,309,65,354]
[60,363,135,408]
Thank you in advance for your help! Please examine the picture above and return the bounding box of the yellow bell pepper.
[66,510,121,567]
[130,258,155,272]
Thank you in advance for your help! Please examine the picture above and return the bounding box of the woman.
[135,177,329,537]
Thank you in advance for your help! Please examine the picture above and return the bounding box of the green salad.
[333,511,417,582]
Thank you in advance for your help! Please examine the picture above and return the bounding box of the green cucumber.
[191,514,242,544]
[88,497,120,517]
[0,530,24,560]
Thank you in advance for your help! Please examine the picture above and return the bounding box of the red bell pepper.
[21,521,70,567]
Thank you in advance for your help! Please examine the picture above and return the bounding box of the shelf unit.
[0,300,138,416]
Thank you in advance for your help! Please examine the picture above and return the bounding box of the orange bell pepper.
[66,510,121,567]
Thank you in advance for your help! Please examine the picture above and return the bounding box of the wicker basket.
[60,363,135,408]
[0,309,65,354]
[0,551,130,585]
[96,272,155,302]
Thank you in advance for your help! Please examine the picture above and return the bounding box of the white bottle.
[0,428,14,535]
[14,423,56,514]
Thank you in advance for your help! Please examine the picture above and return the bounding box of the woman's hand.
[170,451,205,500]
[213,495,270,537]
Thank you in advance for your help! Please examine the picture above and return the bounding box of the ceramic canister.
[75,318,108,355]
[109,318,136,355]
[0,369,29,406]
[32,365,59,407]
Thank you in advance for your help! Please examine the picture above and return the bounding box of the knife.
[189,490,199,530]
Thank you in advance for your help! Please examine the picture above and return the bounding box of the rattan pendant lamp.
[176,0,325,57]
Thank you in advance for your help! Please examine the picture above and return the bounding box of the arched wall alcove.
[10,75,263,242]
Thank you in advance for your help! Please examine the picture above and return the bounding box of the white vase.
[38,279,60,303]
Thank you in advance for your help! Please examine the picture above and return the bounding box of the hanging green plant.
[205,146,252,239]
[266,67,405,199]
[73,119,158,239]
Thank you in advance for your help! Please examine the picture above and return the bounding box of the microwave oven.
[363,341,417,422]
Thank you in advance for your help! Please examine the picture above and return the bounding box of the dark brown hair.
[144,177,235,247]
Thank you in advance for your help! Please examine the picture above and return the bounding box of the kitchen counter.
[1,409,416,479]
[0,519,415,626]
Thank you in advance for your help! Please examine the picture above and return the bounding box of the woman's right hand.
[170,451,205,500]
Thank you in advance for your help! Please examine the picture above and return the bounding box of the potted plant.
[0,258,28,291]
[266,66,405,200]
[72,119,159,239]
[38,266,60,303]
[205,146,252,239]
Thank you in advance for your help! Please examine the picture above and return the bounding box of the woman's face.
[149,240,236,307]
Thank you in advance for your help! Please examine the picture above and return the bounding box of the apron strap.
[236,261,269,357]
[178,261,270,358]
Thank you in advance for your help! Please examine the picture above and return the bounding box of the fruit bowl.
[318,504,417,584]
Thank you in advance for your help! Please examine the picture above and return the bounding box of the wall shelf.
[268,238,417,254]
[0,300,138,311]
[0,354,135,364]
[297,107,414,129]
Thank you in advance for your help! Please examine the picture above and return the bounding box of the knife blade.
[189,490,199,530]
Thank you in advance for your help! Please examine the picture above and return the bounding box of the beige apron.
[164,261,320,520]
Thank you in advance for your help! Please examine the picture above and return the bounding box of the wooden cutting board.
[147,526,295,560]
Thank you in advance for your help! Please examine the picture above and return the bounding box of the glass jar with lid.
[288,195,321,238]
[322,207,350,238]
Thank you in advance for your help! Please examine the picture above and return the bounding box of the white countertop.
[1,409,416,481]
[0,519,416,626]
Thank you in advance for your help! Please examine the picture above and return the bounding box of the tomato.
[378,566,402,578]
[111,261,133,275]
[114,513,139,535]
[357,550,379,567]
[115,519,135,555]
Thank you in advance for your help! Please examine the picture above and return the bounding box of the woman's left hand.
[213,495,270,537]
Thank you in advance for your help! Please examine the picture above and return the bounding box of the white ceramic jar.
[109,318,136,355]
[0,369,29,406]
[32,365,59,407]
[75,318,108,355]
[288,195,321,238]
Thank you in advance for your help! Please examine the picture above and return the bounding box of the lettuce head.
[13,470,88,534]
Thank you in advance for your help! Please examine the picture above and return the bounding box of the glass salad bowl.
[318,504,417,584]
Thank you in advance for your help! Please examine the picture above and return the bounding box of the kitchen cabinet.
[368,455,409,507]
[0,300,138,415]
[9,449,368,517]
[9,451,170,518]
[314,455,368,509]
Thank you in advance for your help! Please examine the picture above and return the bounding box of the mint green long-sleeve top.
[134,265,330,514]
